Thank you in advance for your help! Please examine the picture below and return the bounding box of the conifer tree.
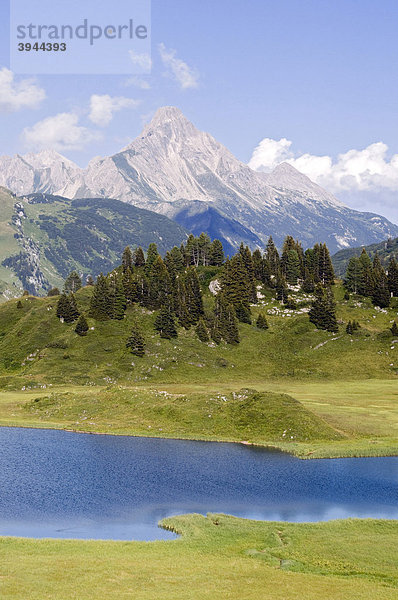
[358,249,373,296]
[256,312,269,329]
[301,268,315,293]
[265,236,280,276]
[391,321,398,336]
[75,314,89,336]
[221,254,252,312]
[122,246,133,272]
[113,277,127,320]
[346,320,353,335]
[215,294,240,344]
[122,267,138,304]
[209,239,224,266]
[154,304,178,339]
[318,243,335,286]
[68,293,80,322]
[56,293,79,323]
[309,284,338,332]
[239,243,257,303]
[64,271,82,294]
[252,249,266,283]
[184,266,204,324]
[275,271,289,303]
[56,293,69,320]
[198,232,212,266]
[371,253,390,308]
[16,300,23,309]
[145,243,159,274]
[126,322,146,356]
[148,255,172,309]
[89,274,112,320]
[133,246,146,268]
[388,257,398,297]
[285,249,301,285]
[195,318,210,342]
[345,256,362,294]
[236,302,252,324]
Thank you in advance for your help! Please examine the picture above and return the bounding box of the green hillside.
[0,277,397,457]
[0,189,188,297]
[333,236,398,276]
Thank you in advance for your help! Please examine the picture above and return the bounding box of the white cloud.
[158,43,199,90]
[22,112,100,151]
[128,50,152,72]
[0,68,45,112]
[88,94,140,127]
[124,76,151,90]
[249,137,398,194]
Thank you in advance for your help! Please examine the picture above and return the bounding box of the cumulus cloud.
[88,94,140,127]
[128,50,152,72]
[22,112,100,151]
[0,68,45,112]
[249,137,398,194]
[158,43,199,90]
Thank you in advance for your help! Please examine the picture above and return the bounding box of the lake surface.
[0,426,397,540]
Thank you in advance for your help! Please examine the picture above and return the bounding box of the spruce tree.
[56,293,69,320]
[388,257,398,297]
[256,312,269,329]
[390,321,398,336]
[16,300,23,309]
[145,243,159,274]
[133,246,146,268]
[198,232,212,266]
[75,314,89,336]
[148,255,172,309]
[122,246,133,272]
[239,244,257,303]
[215,294,240,344]
[184,266,204,324]
[265,236,280,276]
[154,304,178,339]
[64,271,82,294]
[89,274,112,320]
[275,271,289,303]
[318,244,335,286]
[113,277,127,320]
[209,239,224,266]
[309,284,338,332]
[126,323,146,356]
[301,268,315,293]
[122,267,138,304]
[346,320,353,335]
[68,293,80,322]
[371,253,390,308]
[345,256,362,294]
[195,318,210,342]
[236,302,252,324]
[285,249,301,285]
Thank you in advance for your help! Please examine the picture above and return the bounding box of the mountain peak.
[142,106,197,138]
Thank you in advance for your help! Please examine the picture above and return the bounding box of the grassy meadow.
[0,514,397,599]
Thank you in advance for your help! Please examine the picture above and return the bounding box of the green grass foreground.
[1,514,397,599]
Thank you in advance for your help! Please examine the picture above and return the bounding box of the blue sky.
[1,0,398,222]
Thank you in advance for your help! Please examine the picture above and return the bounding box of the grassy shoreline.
[0,379,397,459]
[1,514,397,599]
